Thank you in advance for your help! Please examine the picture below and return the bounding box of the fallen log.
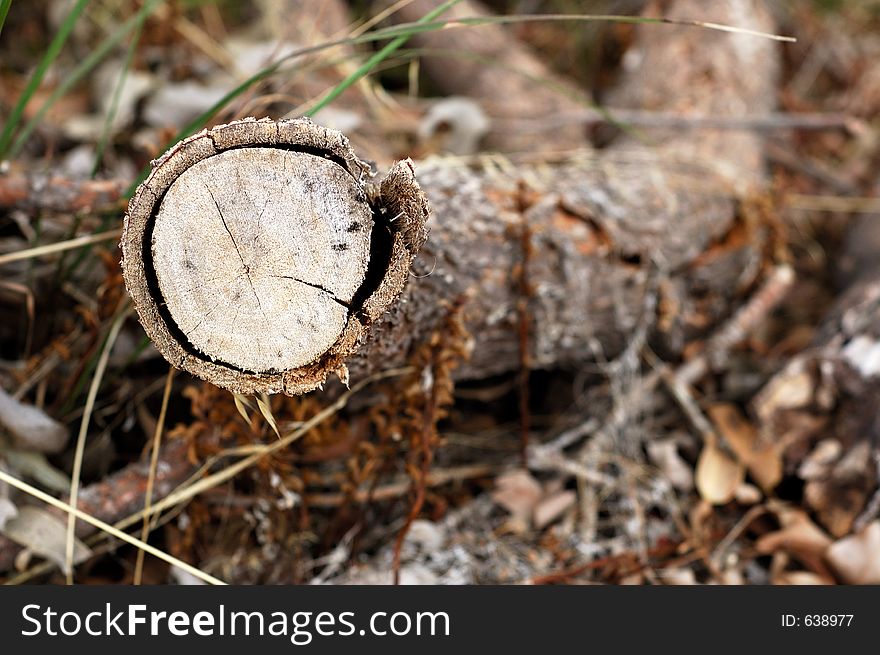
[1,0,783,577]
[119,0,779,394]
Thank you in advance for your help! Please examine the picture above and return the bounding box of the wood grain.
[152,148,372,372]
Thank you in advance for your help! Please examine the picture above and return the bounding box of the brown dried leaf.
[695,440,744,505]
[826,521,880,584]
[804,441,873,537]
[491,469,542,523]
[533,490,576,529]
[734,482,763,505]
[708,403,782,492]
[798,439,842,480]
[647,438,694,491]
[753,365,814,420]
[756,506,833,577]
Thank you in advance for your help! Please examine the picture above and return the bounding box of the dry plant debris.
[0,0,878,586]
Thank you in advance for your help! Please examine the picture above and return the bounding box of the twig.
[304,464,494,507]
[500,110,863,135]
[0,173,127,213]
[676,264,795,385]
[710,504,769,569]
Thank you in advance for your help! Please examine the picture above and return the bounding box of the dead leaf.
[695,440,744,505]
[0,497,16,531]
[798,439,842,480]
[804,479,868,538]
[753,364,814,420]
[756,506,833,577]
[826,521,880,584]
[803,441,873,537]
[492,469,542,523]
[708,403,782,491]
[735,482,763,505]
[533,490,576,529]
[772,570,833,585]
[0,388,68,454]
[2,449,71,493]
[0,506,92,573]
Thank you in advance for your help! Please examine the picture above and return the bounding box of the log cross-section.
[122,117,429,395]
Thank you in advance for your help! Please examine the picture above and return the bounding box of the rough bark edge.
[121,117,429,395]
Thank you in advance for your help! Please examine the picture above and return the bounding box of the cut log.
[0,0,786,578]
[121,118,429,395]
[151,148,372,373]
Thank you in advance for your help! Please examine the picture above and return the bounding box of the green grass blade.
[304,0,462,118]
[0,0,89,158]
[0,0,13,40]
[91,1,154,177]
[7,0,164,160]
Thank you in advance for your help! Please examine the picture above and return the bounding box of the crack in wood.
[270,274,351,310]
[204,182,268,323]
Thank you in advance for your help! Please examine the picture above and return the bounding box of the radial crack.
[270,274,350,309]
[205,183,267,320]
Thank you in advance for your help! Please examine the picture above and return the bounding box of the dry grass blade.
[0,469,225,585]
[0,230,121,267]
[133,366,175,585]
[256,393,280,438]
[232,393,255,428]
[375,14,795,43]
[64,307,128,584]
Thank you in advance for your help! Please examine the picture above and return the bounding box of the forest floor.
[1,0,880,585]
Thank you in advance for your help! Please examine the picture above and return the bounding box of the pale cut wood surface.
[151,147,372,373]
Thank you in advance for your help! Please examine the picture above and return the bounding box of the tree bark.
[349,0,781,382]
